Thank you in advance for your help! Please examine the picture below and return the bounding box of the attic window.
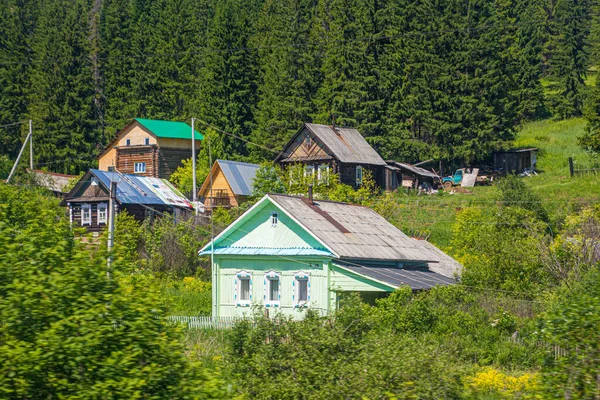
[304,135,312,149]
[271,212,278,226]
[91,177,98,186]
[126,139,131,146]
[145,137,150,145]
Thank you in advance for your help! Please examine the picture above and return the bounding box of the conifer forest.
[1,0,598,172]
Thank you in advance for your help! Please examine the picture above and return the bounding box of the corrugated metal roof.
[217,160,260,196]
[304,124,387,166]
[417,240,463,278]
[199,247,332,257]
[334,261,456,290]
[136,118,204,140]
[387,161,439,179]
[269,194,441,262]
[27,169,76,193]
[88,169,192,208]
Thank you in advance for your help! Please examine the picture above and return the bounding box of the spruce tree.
[552,0,592,118]
[0,0,36,158]
[196,0,261,159]
[250,0,320,162]
[27,0,98,174]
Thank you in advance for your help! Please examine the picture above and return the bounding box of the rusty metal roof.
[300,124,387,166]
[269,194,441,263]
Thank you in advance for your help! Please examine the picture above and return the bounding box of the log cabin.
[198,160,260,210]
[98,118,203,179]
[62,169,193,234]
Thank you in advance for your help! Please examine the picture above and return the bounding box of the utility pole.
[107,180,117,276]
[209,134,217,317]
[6,125,32,183]
[191,118,198,215]
[28,120,33,170]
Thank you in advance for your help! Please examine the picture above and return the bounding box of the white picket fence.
[169,315,244,330]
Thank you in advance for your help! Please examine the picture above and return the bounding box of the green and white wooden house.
[200,194,461,318]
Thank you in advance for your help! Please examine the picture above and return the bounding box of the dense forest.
[0,0,598,174]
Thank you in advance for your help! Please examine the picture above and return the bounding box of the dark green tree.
[27,0,99,174]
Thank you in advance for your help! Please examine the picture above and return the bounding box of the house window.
[97,203,107,224]
[126,139,131,146]
[356,166,363,186]
[144,137,150,145]
[264,271,280,307]
[317,164,329,183]
[91,177,98,186]
[107,166,115,172]
[294,272,310,307]
[81,204,91,226]
[235,271,252,306]
[304,165,315,179]
[134,162,146,173]
[271,212,278,226]
[304,135,312,149]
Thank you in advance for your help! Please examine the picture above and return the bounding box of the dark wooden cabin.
[275,123,393,190]
[493,148,538,175]
[62,169,193,234]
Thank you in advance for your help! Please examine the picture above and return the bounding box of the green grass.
[388,117,600,249]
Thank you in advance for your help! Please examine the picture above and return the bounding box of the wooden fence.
[168,315,244,330]
[569,157,600,176]
[508,336,569,360]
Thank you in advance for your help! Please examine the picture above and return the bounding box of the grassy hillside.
[393,117,599,248]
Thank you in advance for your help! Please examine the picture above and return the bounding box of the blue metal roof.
[217,160,260,196]
[90,169,192,209]
[199,246,333,257]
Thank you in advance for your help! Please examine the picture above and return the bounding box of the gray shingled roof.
[334,261,456,290]
[269,194,440,262]
[418,240,463,278]
[304,124,387,166]
[217,160,260,196]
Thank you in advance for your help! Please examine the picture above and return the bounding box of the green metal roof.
[135,118,204,140]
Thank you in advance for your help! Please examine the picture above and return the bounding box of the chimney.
[308,184,314,205]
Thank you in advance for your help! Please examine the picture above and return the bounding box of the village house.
[62,169,192,234]
[198,160,260,210]
[27,169,77,197]
[98,118,203,179]
[199,191,461,319]
[386,161,440,189]
[274,123,396,190]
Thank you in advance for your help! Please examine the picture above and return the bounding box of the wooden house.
[98,118,203,179]
[200,193,461,319]
[198,160,260,210]
[27,169,77,197]
[274,123,394,190]
[493,148,538,175]
[62,169,192,234]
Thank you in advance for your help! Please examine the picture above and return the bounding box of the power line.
[0,121,26,129]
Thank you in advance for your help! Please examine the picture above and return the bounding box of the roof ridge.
[217,159,260,167]
[268,193,371,208]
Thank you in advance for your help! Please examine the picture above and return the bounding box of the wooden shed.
[493,148,538,175]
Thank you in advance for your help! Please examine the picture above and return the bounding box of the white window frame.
[356,165,363,186]
[81,204,91,226]
[264,270,281,307]
[293,271,310,307]
[271,212,278,227]
[235,271,252,307]
[317,164,329,183]
[134,162,146,173]
[304,165,315,179]
[97,203,107,225]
